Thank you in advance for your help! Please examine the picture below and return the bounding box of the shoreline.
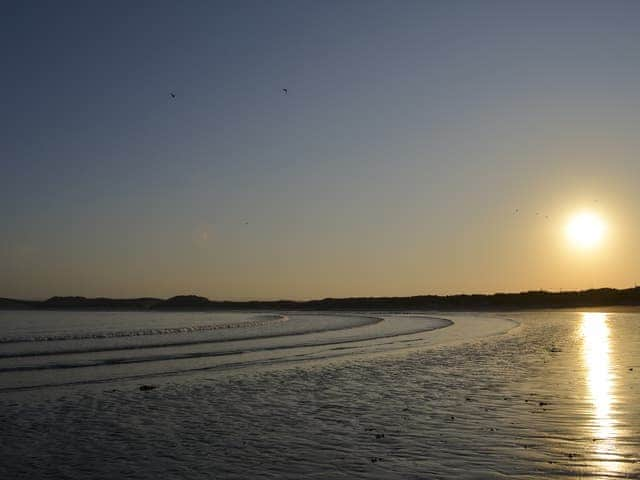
[2,305,640,314]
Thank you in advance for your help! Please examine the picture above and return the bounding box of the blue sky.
[3,1,640,299]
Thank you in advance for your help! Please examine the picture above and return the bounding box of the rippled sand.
[1,311,639,478]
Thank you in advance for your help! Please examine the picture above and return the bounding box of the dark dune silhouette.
[155,295,211,310]
[0,298,32,310]
[0,296,162,310]
[3,287,640,312]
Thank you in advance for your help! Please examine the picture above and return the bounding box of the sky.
[2,0,640,300]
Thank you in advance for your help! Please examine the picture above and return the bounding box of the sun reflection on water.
[581,312,618,470]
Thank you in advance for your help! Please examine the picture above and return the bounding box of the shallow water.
[0,310,639,478]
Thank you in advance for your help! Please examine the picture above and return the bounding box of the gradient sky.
[3,1,640,300]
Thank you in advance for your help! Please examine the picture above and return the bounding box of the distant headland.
[2,287,640,311]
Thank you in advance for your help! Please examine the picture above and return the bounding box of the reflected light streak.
[581,312,618,471]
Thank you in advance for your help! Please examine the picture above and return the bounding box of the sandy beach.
[1,310,638,478]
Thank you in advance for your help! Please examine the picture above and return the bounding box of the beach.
[1,310,639,478]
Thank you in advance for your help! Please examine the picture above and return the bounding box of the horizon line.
[4,284,640,304]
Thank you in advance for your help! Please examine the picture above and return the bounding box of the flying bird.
[282,88,288,95]
[170,92,176,98]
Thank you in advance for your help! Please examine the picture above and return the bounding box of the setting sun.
[566,212,606,249]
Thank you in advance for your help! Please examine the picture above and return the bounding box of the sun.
[566,212,605,249]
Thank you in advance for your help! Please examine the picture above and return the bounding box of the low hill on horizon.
[3,287,640,311]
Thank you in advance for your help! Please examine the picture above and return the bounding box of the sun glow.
[566,212,605,249]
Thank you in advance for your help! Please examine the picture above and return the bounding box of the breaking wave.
[0,314,287,344]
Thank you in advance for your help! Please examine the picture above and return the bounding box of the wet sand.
[1,310,639,478]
